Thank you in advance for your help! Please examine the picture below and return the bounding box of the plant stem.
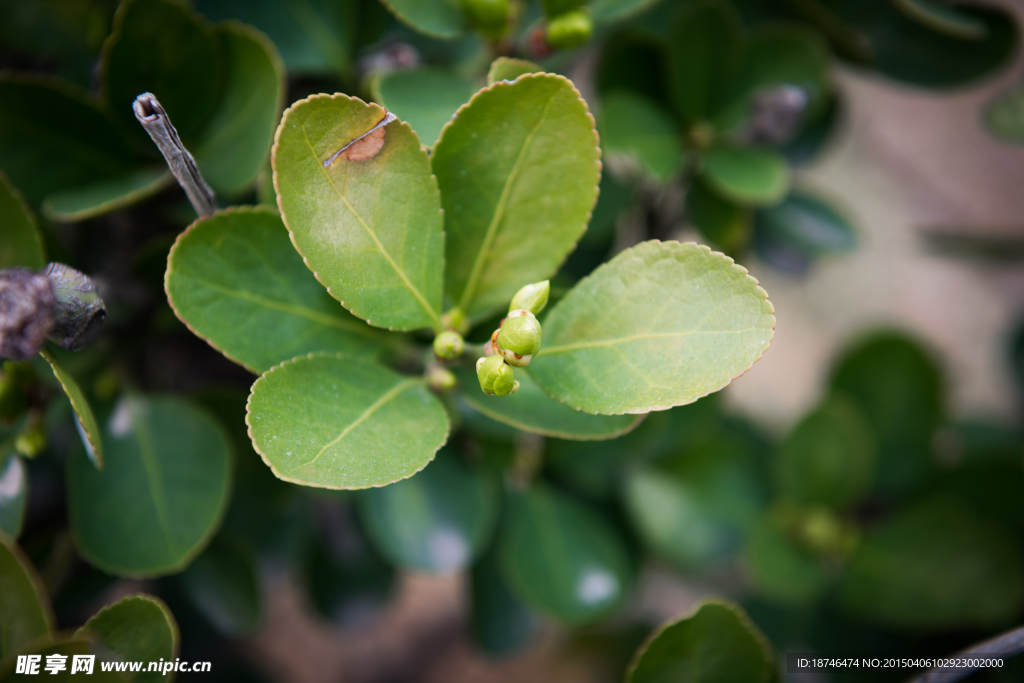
[910,625,1024,683]
[132,93,217,218]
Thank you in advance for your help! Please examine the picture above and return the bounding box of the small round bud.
[477,354,517,396]
[433,330,465,361]
[426,364,458,392]
[0,269,55,361]
[496,309,541,368]
[545,9,593,50]
[43,263,106,352]
[509,280,550,315]
[441,307,470,336]
[463,0,509,36]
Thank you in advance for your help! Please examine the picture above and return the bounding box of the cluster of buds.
[476,280,549,397]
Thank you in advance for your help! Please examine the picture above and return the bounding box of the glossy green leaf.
[101,0,221,140]
[380,0,464,38]
[194,21,285,195]
[42,169,172,223]
[273,94,445,331]
[498,484,632,625]
[433,73,601,318]
[374,68,477,147]
[776,395,875,510]
[455,367,643,440]
[591,0,665,22]
[687,177,751,254]
[838,499,1024,629]
[626,600,776,683]
[700,146,788,207]
[0,75,133,205]
[180,536,262,636]
[166,207,381,374]
[984,84,1024,144]
[743,516,829,607]
[830,333,943,498]
[77,594,177,682]
[246,353,449,489]
[754,191,856,257]
[486,57,541,85]
[359,450,497,573]
[41,349,103,470]
[0,453,26,538]
[471,548,536,658]
[193,0,354,76]
[892,0,987,40]
[0,173,44,269]
[529,241,775,415]
[600,91,683,181]
[0,535,52,658]
[67,396,232,576]
[667,0,743,125]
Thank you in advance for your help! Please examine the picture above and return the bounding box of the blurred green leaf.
[782,95,839,166]
[374,67,477,147]
[598,30,670,111]
[180,536,262,636]
[754,190,856,257]
[0,638,104,680]
[246,353,449,489]
[687,176,751,254]
[41,349,103,470]
[274,94,445,331]
[600,91,684,181]
[456,367,644,440]
[743,515,830,607]
[67,396,232,576]
[0,173,44,270]
[471,547,536,658]
[838,499,1024,629]
[433,74,600,318]
[359,450,497,574]
[626,600,776,683]
[498,484,632,625]
[984,84,1024,144]
[775,394,875,509]
[0,75,133,205]
[891,0,987,40]
[380,0,464,38]
[0,534,52,658]
[0,453,26,538]
[529,241,776,415]
[542,0,587,16]
[667,0,743,126]
[42,169,172,223]
[76,594,177,682]
[194,21,285,195]
[591,0,665,22]
[486,57,541,85]
[700,146,788,206]
[166,207,381,374]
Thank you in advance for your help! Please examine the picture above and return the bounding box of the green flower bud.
[496,309,541,367]
[476,354,517,396]
[441,307,470,335]
[433,330,465,361]
[509,280,550,315]
[426,364,458,392]
[463,0,509,35]
[545,9,592,50]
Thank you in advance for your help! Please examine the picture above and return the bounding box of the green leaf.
[0,535,53,658]
[455,367,643,440]
[667,0,744,125]
[743,516,830,607]
[40,349,103,470]
[0,453,27,538]
[0,638,99,680]
[891,0,987,40]
[246,353,449,489]
[486,57,541,85]
[687,176,751,254]
[179,536,262,636]
[41,169,173,223]
[984,84,1024,144]
[194,21,285,195]
[754,191,856,257]
[838,499,1024,629]
[193,0,354,76]
[273,94,445,331]
[776,395,875,510]
[101,0,221,140]
[0,172,44,269]
[590,0,665,22]
[600,91,684,181]
[374,68,478,147]
[67,396,232,577]
[700,146,788,207]
[358,450,497,574]
[380,0,464,38]
[0,74,133,205]
[433,74,601,318]
[529,241,775,415]
[498,484,632,625]
[829,332,943,498]
[471,548,536,658]
[626,600,776,683]
[166,207,381,374]
[76,594,177,682]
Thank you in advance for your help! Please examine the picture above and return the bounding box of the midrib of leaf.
[300,126,443,331]
[538,327,762,355]
[129,400,179,559]
[301,377,420,467]
[456,93,557,312]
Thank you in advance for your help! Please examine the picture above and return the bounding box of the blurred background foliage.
[2,0,1024,681]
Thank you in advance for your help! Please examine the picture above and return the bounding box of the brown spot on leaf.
[323,111,397,168]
